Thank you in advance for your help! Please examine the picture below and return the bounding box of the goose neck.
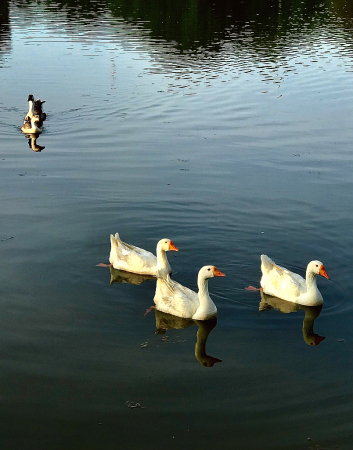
[156,247,171,278]
[197,275,210,301]
[305,269,317,288]
[194,277,217,321]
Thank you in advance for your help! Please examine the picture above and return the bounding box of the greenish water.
[1,1,353,449]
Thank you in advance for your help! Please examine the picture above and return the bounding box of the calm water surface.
[1,0,353,449]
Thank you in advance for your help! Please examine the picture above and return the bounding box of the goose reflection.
[154,309,222,367]
[27,135,45,152]
[259,291,325,346]
[110,265,155,285]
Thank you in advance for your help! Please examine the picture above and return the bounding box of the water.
[1,0,353,448]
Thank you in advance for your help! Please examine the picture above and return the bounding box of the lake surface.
[1,0,353,449]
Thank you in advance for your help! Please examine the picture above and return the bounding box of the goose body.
[109,233,178,276]
[260,254,329,306]
[21,115,43,134]
[154,265,225,320]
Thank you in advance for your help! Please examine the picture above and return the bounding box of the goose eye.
[316,264,318,267]
[208,268,211,271]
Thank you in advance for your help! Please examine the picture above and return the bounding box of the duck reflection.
[259,291,325,346]
[27,135,45,152]
[110,265,154,286]
[154,309,222,367]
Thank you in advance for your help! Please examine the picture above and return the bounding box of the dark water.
[1,0,353,449]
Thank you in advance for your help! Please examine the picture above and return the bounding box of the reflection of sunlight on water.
[7,0,353,100]
[1,3,353,449]
[2,3,353,321]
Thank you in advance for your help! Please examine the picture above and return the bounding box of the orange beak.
[213,266,225,277]
[314,335,326,346]
[319,265,329,279]
[168,240,179,251]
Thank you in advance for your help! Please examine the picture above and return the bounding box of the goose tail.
[109,233,121,265]
[260,254,276,288]
[261,254,276,269]
[110,233,119,246]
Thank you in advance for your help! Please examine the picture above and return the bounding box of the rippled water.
[1,0,353,449]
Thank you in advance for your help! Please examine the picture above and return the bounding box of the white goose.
[21,115,43,134]
[109,233,178,277]
[260,254,329,306]
[154,265,225,320]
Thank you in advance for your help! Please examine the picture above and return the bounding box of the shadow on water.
[0,0,11,64]
[2,1,353,449]
[9,0,353,91]
[25,134,45,152]
[154,310,222,367]
[259,290,326,346]
[109,266,155,285]
[35,0,353,42]
[10,0,353,49]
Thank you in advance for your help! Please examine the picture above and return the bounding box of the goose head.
[307,261,329,279]
[156,239,179,253]
[33,99,46,115]
[198,265,225,281]
[28,94,34,102]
